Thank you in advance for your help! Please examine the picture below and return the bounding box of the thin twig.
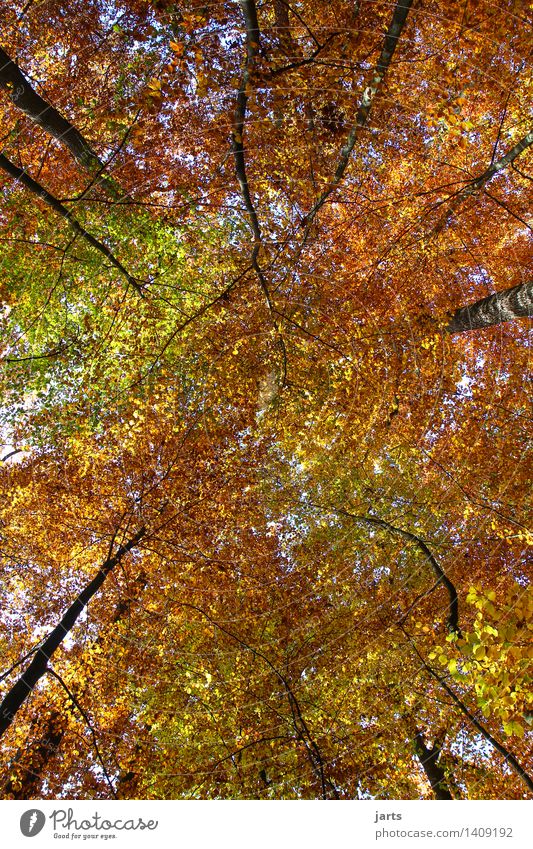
[47,667,118,799]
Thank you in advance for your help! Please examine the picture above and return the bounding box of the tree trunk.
[306,0,413,223]
[4,709,65,799]
[434,130,533,235]
[0,46,120,196]
[0,527,145,739]
[414,731,454,799]
[446,281,532,333]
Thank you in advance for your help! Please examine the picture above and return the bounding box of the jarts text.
[374,812,402,823]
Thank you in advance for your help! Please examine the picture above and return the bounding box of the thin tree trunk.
[446,281,532,333]
[2,575,150,797]
[0,527,146,739]
[447,130,533,211]
[306,0,413,224]
[0,46,120,197]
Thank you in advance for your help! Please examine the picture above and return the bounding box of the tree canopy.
[0,0,531,800]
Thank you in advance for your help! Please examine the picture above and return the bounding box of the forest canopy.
[0,0,531,800]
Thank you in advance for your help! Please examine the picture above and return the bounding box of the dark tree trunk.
[414,731,454,799]
[447,281,532,333]
[2,575,150,797]
[0,45,119,196]
[0,46,99,168]
[0,527,145,739]
[4,709,65,799]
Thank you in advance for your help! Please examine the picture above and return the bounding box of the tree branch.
[0,526,145,739]
[231,1,287,382]
[0,448,23,463]
[434,128,533,233]
[403,625,533,795]
[47,667,117,799]
[303,0,414,226]
[0,46,122,198]
[0,153,144,295]
[311,504,461,635]
[3,707,65,798]
[177,600,338,799]
[232,0,262,243]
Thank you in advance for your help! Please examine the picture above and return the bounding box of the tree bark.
[446,281,532,333]
[4,709,65,798]
[0,527,145,739]
[0,45,119,196]
[413,730,454,799]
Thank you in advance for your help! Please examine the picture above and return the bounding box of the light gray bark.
[447,281,532,333]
